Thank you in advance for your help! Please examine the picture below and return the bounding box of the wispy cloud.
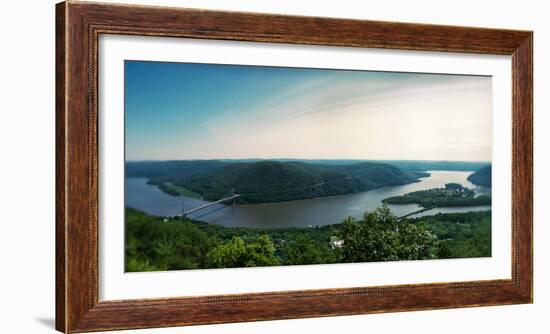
[125,62,492,161]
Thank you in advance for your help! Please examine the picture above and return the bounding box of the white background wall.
[0,0,546,333]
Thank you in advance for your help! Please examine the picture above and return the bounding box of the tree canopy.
[206,235,280,268]
[125,207,490,271]
[339,205,438,262]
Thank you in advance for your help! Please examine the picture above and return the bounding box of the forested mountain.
[467,165,492,187]
[126,160,228,183]
[208,159,489,172]
[126,160,421,204]
[376,160,489,172]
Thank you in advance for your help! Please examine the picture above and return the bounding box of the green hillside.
[467,165,492,187]
[126,160,228,184]
[333,162,422,187]
[126,160,420,204]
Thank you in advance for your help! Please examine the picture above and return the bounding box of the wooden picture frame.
[56,1,533,332]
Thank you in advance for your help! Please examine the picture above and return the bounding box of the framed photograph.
[56,1,532,332]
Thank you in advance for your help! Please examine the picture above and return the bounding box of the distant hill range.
[467,165,492,187]
[213,159,489,172]
[376,160,489,173]
[126,160,424,204]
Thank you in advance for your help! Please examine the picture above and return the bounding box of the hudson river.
[125,171,491,228]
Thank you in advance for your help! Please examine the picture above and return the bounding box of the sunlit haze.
[125,61,492,162]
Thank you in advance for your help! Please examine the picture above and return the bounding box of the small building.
[329,236,344,249]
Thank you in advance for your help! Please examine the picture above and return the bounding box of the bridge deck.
[397,206,435,219]
[182,194,240,216]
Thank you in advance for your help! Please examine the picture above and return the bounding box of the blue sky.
[125,60,492,161]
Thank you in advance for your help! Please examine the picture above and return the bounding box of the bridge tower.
[230,188,237,207]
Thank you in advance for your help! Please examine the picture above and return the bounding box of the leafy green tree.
[282,235,338,265]
[435,240,452,259]
[413,211,492,258]
[206,235,280,268]
[125,257,166,272]
[394,221,438,260]
[339,205,438,262]
[125,208,215,271]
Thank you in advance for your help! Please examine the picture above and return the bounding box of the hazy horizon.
[125,157,491,163]
[125,61,492,162]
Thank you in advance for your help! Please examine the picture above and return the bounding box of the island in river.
[382,183,491,208]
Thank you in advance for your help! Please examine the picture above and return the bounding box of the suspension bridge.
[181,194,241,217]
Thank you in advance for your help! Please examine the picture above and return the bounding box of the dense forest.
[376,160,489,172]
[125,207,491,271]
[408,211,491,258]
[382,183,491,208]
[467,165,492,187]
[126,160,422,204]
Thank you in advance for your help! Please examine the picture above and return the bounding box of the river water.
[125,171,491,228]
